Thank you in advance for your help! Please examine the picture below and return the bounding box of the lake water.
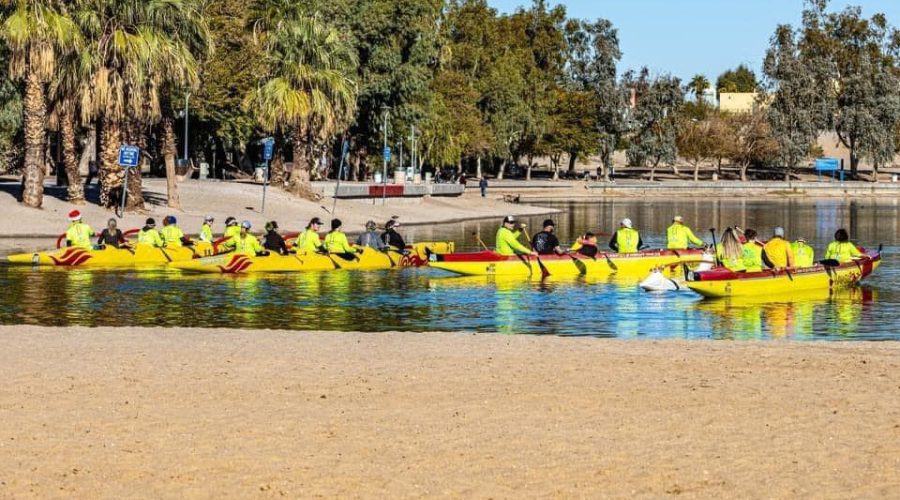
[1,198,898,340]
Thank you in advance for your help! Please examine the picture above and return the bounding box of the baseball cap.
[774,226,785,237]
[673,216,683,223]
[309,217,323,225]
[241,220,252,229]
[621,218,633,229]
[503,215,517,224]
[204,215,214,222]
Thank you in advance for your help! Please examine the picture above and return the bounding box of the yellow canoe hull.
[428,249,706,278]
[6,242,213,268]
[169,241,454,274]
[687,256,880,299]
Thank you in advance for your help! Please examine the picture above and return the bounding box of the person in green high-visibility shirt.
[137,218,164,247]
[791,237,815,268]
[223,216,240,242]
[295,217,325,254]
[223,220,265,256]
[160,215,185,248]
[824,228,862,264]
[198,215,215,243]
[64,209,95,249]
[666,215,705,250]
[325,219,362,258]
[609,218,642,254]
[494,216,537,257]
[741,228,764,272]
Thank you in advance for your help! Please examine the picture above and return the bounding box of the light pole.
[381,105,390,205]
[183,93,190,163]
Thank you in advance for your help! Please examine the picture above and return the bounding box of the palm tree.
[0,0,81,208]
[688,74,710,104]
[48,43,91,204]
[78,0,210,210]
[246,7,357,199]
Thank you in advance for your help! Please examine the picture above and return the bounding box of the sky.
[487,0,900,82]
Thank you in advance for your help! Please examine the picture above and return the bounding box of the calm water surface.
[1,198,898,340]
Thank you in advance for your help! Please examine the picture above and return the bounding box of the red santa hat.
[68,209,82,221]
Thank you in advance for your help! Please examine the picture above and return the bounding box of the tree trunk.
[270,132,285,185]
[124,120,145,210]
[60,106,84,204]
[649,165,656,182]
[740,164,748,182]
[99,119,124,208]
[693,163,700,182]
[476,156,482,179]
[497,159,506,180]
[287,123,317,199]
[849,149,859,178]
[162,116,181,209]
[22,73,46,208]
[872,164,879,183]
[567,152,577,176]
[671,163,680,176]
[78,124,96,176]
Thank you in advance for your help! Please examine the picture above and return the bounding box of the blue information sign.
[118,145,140,168]
[262,138,275,161]
[383,146,392,162]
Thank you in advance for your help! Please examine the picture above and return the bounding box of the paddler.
[495,216,537,257]
[609,218,642,254]
[262,221,288,255]
[64,210,95,249]
[160,215,186,248]
[570,232,599,257]
[137,218,164,247]
[762,226,794,269]
[666,216,705,250]
[325,218,362,257]
[199,215,215,242]
[357,220,388,250]
[223,216,240,242]
[224,220,265,256]
[295,217,325,253]
[824,228,862,264]
[380,219,406,250]
[531,219,564,255]
[741,228,764,271]
[97,218,127,248]
[791,237,815,267]
[717,227,746,272]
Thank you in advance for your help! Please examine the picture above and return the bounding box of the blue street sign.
[383,146,392,162]
[262,138,275,161]
[118,145,140,168]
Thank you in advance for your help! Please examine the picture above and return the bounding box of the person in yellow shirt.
[160,216,185,248]
[223,216,240,242]
[494,216,536,256]
[666,216,705,250]
[137,218,164,247]
[609,218,642,254]
[224,220,265,256]
[64,210,95,249]
[295,217,325,253]
[741,228,764,271]
[791,237,815,268]
[824,228,862,264]
[324,219,362,257]
[199,215,215,243]
[762,226,794,269]
[716,227,746,272]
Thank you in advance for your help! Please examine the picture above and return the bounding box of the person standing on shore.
[495,216,536,257]
[479,177,488,197]
[295,217,325,254]
[666,216,704,250]
[199,216,215,243]
[64,210,95,249]
[531,219,564,255]
[609,218,642,254]
[791,237,815,267]
[762,227,794,269]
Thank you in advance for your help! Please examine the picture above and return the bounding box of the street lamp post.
[183,93,190,163]
[381,106,390,205]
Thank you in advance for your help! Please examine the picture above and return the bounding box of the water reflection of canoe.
[169,242,454,274]
[428,248,706,277]
[686,253,881,299]
[6,242,214,268]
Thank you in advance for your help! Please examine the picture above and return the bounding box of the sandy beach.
[1,326,898,498]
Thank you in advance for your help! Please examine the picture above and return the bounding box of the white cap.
[621,218,633,229]
[673,216,683,223]
[774,226,785,237]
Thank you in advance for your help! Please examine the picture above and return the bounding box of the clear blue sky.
[487,0,900,82]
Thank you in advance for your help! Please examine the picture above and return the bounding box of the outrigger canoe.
[686,252,881,298]
[428,248,707,278]
[6,241,215,268]
[169,241,454,274]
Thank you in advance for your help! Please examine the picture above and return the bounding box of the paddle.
[601,252,618,271]
[709,228,722,268]
[472,232,490,251]
[521,227,550,278]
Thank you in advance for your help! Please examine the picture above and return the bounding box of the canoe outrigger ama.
[7,241,215,268]
[686,251,881,298]
[428,248,708,278]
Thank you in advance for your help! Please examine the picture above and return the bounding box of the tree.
[715,64,758,98]
[47,45,86,204]
[725,109,779,181]
[246,7,357,199]
[677,117,714,181]
[0,39,23,173]
[687,74,710,103]
[624,68,684,180]
[764,24,826,181]
[0,0,80,208]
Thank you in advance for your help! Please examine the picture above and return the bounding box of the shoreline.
[1,326,898,498]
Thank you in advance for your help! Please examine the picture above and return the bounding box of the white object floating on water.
[639,270,681,293]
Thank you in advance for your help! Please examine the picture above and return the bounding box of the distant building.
[701,88,717,107]
[718,92,758,113]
